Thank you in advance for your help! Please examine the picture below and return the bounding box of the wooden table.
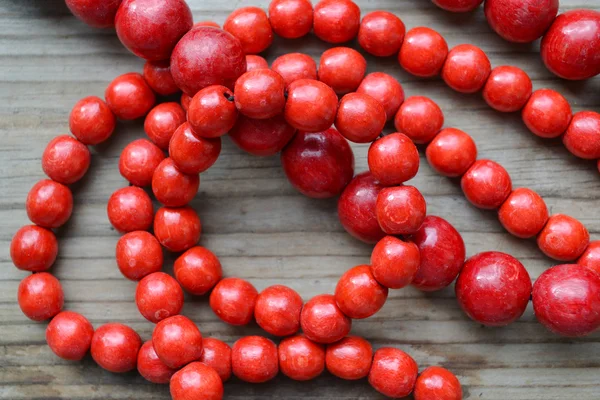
[1,0,600,398]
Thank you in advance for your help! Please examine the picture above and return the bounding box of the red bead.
[325,336,372,380]
[174,246,222,296]
[69,96,116,145]
[137,340,177,384]
[522,89,572,138]
[369,347,418,398]
[313,0,360,43]
[152,315,203,369]
[358,11,405,57]
[410,215,466,292]
[335,93,386,143]
[442,44,491,93]
[578,241,600,276]
[224,7,273,54]
[209,277,258,325]
[171,27,246,95]
[42,135,91,184]
[318,47,366,95]
[116,231,163,280]
[284,79,339,132]
[153,206,201,252]
[194,21,220,28]
[541,10,600,80]
[414,366,462,400]
[255,285,303,336]
[229,114,297,156]
[484,0,558,43]
[18,272,63,321]
[426,128,477,177]
[394,96,444,144]
[357,72,404,121]
[91,323,141,373]
[433,0,483,12]
[300,294,352,344]
[281,128,354,198]
[399,27,448,78]
[187,85,237,139]
[46,311,94,361]
[368,133,419,186]
[144,102,187,150]
[234,69,286,119]
[107,186,154,233]
[533,264,600,336]
[461,159,512,209]
[335,265,388,319]
[272,53,317,87]
[483,66,532,112]
[268,0,314,39]
[143,60,180,96]
[246,55,269,71]
[376,186,427,235]
[26,179,73,228]
[135,272,184,323]
[105,73,155,120]
[119,138,165,187]
[200,338,232,382]
[371,236,420,289]
[537,214,590,261]
[456,251,532,326]
[152,158,199,207]
[563,111,600,159]
[169,122,222,174]
[115,0,192,61]
[170,362,223,400]
[498,188,548,238]
[65,0,121,28]
[10,225,58,272]
[232,336,279,383]
[278,335,325,381]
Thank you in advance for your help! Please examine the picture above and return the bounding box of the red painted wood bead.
[234,69,286,119]
[300,294,352,344]
[336,93,385,143]
[10,225,58,272]
[65,0,122,28]
[578,241,600,276]
[414,366,463,400]
[119,138,165,187]
[357,72,404,121]
[284,79,339,132]
[170,362,223,400]
[116,231,163,280]
[279,335,325,381]
[442,44,491,93]
[180,93,192,112]
[115,0,192,61]
[409,215,466,292]
[456,251,532,326]
[137,340,177,384]
[194,21,220,28]
[170,27,246,95]
[368,133,419,186]
[318,47,366,95]
[26,179,73,228]
[105,73,155,120]
[187,85,237,139]
[69,96,116,145]
[271,53,318,87]
[281,128,354,198]
[18,272,63,321]
[107,186,154,233]
[335,265,388,319]
[232,336,279,383]
[433,0,483,12]
[563,111,600,159]
[268,0,314,39]
[369,347,418,398]
[135,272,184,323]
[170,124,222,175]
[541,10,600,80]
[46,311,94,361]
[537,214,590,261]
[174,246,222,296]
[483,66,532,112]
[224,7,273,54]
[200,338,232,382]
[522,89,572,138]
[152,315,203,369]
[394,96,444,144]
[461,159,512,210]
[143,60,180,96]
[209,277,258,325]
[498,188,548,239]
[91,323,141,373]
[426,128,477,177]
[371,236,421,289]
[358,11,405,57]
[42,135,91,184]
[484,0,558,43]
[229,114,297,156]
[313,0,360,43]
[152,158,199,207]
[399,27,448,78]
[255,285,303,336]
[376,185,427,235]
[325,336,372,380]
[533,264,600,336]
[246,55,269,71]
[153,206,201,252]
[144,102,186,150]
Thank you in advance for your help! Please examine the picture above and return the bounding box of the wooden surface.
[1,0,600,398]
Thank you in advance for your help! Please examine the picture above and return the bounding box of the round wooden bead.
[229,114,297,157]
[91,323,141,373]
[153,206,201,252]
[318,47,366,94]
[432,0,483,12]
[69,96,116,145]
[522,89,572,138]
[562,111,600,159]
[115,231,163,281]
[376,185,427,235]
[414,366,463,400]
[231,336,279,383]
[137,340,177,384]
[335,265,388,319]
[119,138,165,187]
[152,315,203,369]
[369,347,418,398]
[135,272,184,323]
[442,44,491,93]
[498,188,548,238]
[537,214,590,261]
[255,285,303,336]
[284,79,339,132]
[107,186,154,233]
[169,123,222,174]
[234,69,286,119]
[578,241,600,276]
[170,362,223,400]
[65,0,121,28]
[371,236,421,289]
[325,336,372,380]
[42,135,91,184]
[194,21,220,28]
[358,11,406,57]
[368,133,419,186]
[461,159,512,209]
[188,85,238,139]
[271,53,318,87]
[18,272,63,321]
[199,338,232,382]
[152,158,199,207]
[483,66,533,112]
[245,55,269,71]
[180,93,192,112]
[301,294,352,344]
[278,335,325,381]
[426,128,477,177]
[268,0,314,39]
[224,7,273,54]
[46,311,94,361]
[357,72,404,121]
[10,225,58,272]
[144,102,187,150]
[105,72,156,120]
[143,60,179,96]
[484,0,559,43]
[335,92,386,143]
[313,0,360,44]
[394,96,444,144]
[174,246,222,296]
[399,27,448,78]
[26,179,73,228]
[209,277,258,326]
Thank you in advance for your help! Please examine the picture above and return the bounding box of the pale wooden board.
[1,0,600,398]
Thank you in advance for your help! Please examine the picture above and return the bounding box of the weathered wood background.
[1,0,600,398]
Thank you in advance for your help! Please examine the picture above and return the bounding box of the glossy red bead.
[442,44,491,93]
[371,236,421,289]
[232,336,279,383]
[180,93,192,112]
[188,85,238,139]
[357,72,404,121]
[284,79,339,132]
[300,294,352,344]
[522,89,572,138]
[426,128,477,177]
[135,272,184,323]
[105,72,155,120]
[498,188,549,238]
[313,0,360,43]
[325,336,372,380]
[10,225,58,272]
[144,102,187,150]
[336,93,385,143]
[578,241,600,276]
[278,335,325,381]
[246,55,269,71]
[115,231,163,280]
[414,366,463,400]
[271,53,318,87]
[91,323,141,373]
[152,158,199,207]
[119,138,165,187]
[255,285,303,336]
[137,340,177,384]
[335,265,388,319]
[484,0,559,43]
[69,96,116,145]
[433,0,483,12]
[152,315,203,369]
[234,69,286,119]
[461,159,512,209]
[170,124,221,175]
[368,133,419,186]
[229,114,296,156]
[209,277,258,325]
[369,347,418,398]
[563,111,600,160]
[376,186,427,235]
[65,0,122,28]
[42,135,91,184]
[394,96,444,144]
[170,362,223,400]
[26,179,73,228]
[199,338,232,382]
[107,186,154,233]
[483,66,533,112]
[174,246,222,296]
[318,47,366,95]
[153,206,201,252]
[268,0,314,39]
[224,7,273,54]
[18,272,63,321]
[46,311,94,361]
[358,11,405,57]
[537,214,590,261]
[399,27,448,78]
[143,60,180,96]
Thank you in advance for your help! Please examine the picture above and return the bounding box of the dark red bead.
[69,96,116,145]
[105,73,155,120]
[325,336,372,380]
[188,85,237,139]
[10,225,58,272]
[358,11,405,57]
[371,236,421,289]
[357,72,404,121]
[42,135,91,185]
[170,362,223,400]
[174,246,222,296]
[26,179,73,228]
[268,0,314,39]
[563,111,600,159]
[369,348,418,398]
[65,0,121,28]
[483,66,532,112]
[91,323,141,373]
[368,133,419,186]
[115,231,163,280]
[137,340,177,384]
[461,159,512,209]
[426,128,477,177]
[498,188,548,238]
[144,102,186,150]
[46,311,94,361]
[414,366,463,400]
[229,114,297,156]
[119,138,165,187]
[18,273,64,321]
[234,69,286,119]
[107,186,154,233]
[143,60,180,96]
[301,294,352,344]
[255,285,303,336]
[376,185,427,235]
[271,53,318,87]
[153,316,203,369]
[169,123,221,174]
[278,335,325,381]
[522,89,572,138]
[394,96,444,144]
[224,7,273,54]
[284,79,339,132]
[209,277,258,326]
[135,272,184,323]
[442,44,491,93]
[399,27,448,78]
[318,47,366,95]
[153,206,201,252]
[484,0,558,43]
[335,92,386,143]
[232,336,279,383]
[537,214,590,261]
[335,265,388,319]
[313,0,360,43]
